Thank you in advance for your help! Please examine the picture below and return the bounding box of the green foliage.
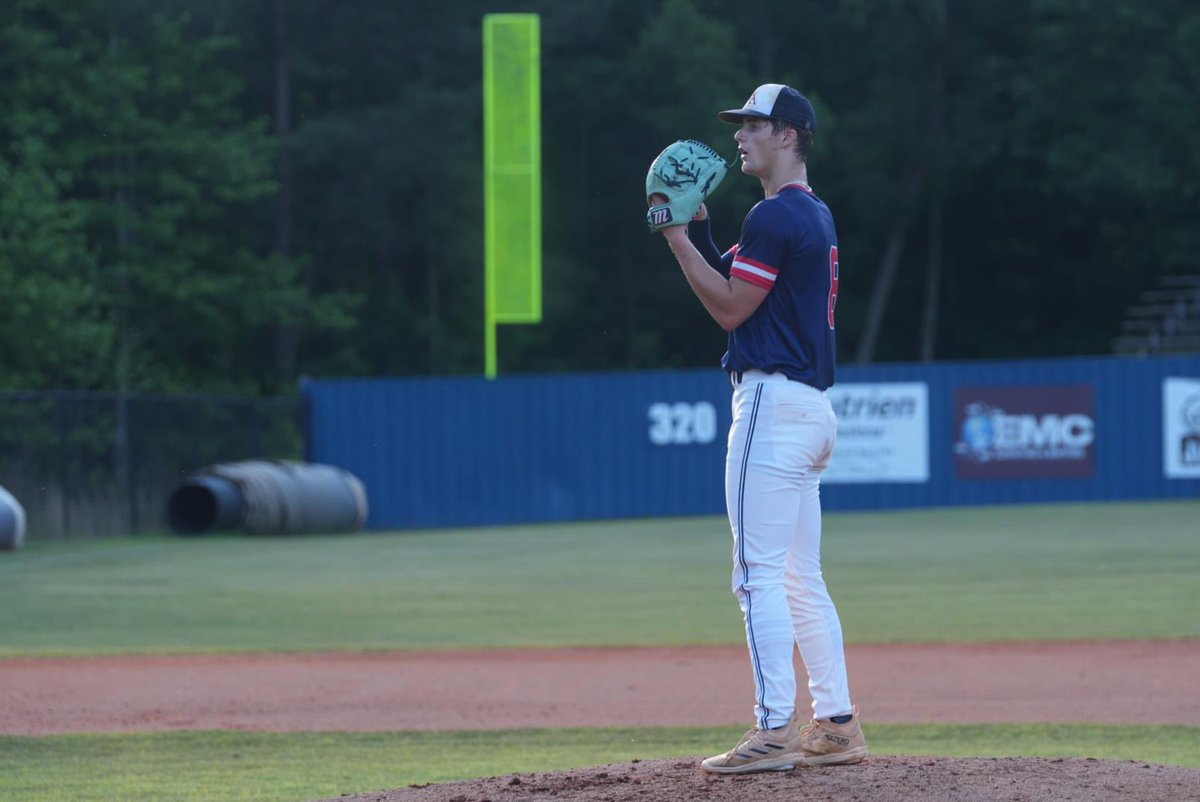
[1,0,1198,388]
[0,501,1195,655]
[0,1,353,393]
[0,157,111,389]
[0,725,1197,802]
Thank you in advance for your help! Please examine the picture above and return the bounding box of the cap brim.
[718,108,770,123]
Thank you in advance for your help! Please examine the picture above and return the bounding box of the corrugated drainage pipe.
[0,485,27,551]
[167,475,245,535]
[167,460,368,536]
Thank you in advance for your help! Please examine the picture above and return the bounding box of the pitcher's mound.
[324,755,1200,802]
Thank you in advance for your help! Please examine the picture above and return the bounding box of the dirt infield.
[2,640,1198,734]
[327,757,1200,802]
[4,640,1199,801]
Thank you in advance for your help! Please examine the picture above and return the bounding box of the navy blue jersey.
[719,183,839,391]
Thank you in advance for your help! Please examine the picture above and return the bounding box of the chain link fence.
[0,391,303,539]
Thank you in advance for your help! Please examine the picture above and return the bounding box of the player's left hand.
[649,195,708,221]
[645,140,727,231]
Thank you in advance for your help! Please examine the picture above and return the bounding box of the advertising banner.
[953,385,1095,479]
[1163,377,1200,478]
[826,383,929,483]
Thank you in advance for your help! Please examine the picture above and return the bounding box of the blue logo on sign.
[956,403,996,461]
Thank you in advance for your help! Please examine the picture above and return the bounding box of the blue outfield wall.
[302,355,1200,530]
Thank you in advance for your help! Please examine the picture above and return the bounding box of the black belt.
[731,370,812,389]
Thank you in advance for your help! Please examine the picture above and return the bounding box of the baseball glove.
[645,139,728,231]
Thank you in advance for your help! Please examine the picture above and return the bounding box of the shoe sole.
[700,758,800,774]
[795,746,869,767]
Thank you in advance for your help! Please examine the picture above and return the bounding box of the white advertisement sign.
[1163,377,1200,479]
[825,382,929,483]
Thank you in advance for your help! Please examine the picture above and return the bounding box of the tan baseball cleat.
[795,706,869,766]
[700,714,805,774]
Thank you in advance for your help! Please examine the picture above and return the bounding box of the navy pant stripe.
[736,383,768,729]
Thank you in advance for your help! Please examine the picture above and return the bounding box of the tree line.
[1,0,1196,395]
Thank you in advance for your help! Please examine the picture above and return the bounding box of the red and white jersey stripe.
[730,246,779,290]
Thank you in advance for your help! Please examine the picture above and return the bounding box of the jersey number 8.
[828,245,839,330]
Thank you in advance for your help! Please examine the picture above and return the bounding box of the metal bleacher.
[1112,274,1200,356]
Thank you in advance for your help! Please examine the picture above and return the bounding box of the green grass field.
[4,725,1198,802]
[2,500,1197,655]
[1,500,1197,801]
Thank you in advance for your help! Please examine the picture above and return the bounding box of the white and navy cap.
[718,83,816,132]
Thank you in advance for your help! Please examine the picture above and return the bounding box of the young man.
[653,83,868,774]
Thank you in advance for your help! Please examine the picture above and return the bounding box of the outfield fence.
[304,355,1200,529]
[7,355,1198,538]
[0,391,301,538]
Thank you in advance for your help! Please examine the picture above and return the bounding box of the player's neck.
[762,164,809,197]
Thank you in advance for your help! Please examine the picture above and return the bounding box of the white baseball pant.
[725,370,853,728]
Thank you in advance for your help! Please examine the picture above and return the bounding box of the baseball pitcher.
[647,83,867,774]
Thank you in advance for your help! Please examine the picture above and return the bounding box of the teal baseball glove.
[645,139,728,231]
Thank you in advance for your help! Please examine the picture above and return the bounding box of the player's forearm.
[664,229,743,331]
[687,217,725,271]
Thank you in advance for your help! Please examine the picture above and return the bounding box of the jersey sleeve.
[730,200,791,291]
